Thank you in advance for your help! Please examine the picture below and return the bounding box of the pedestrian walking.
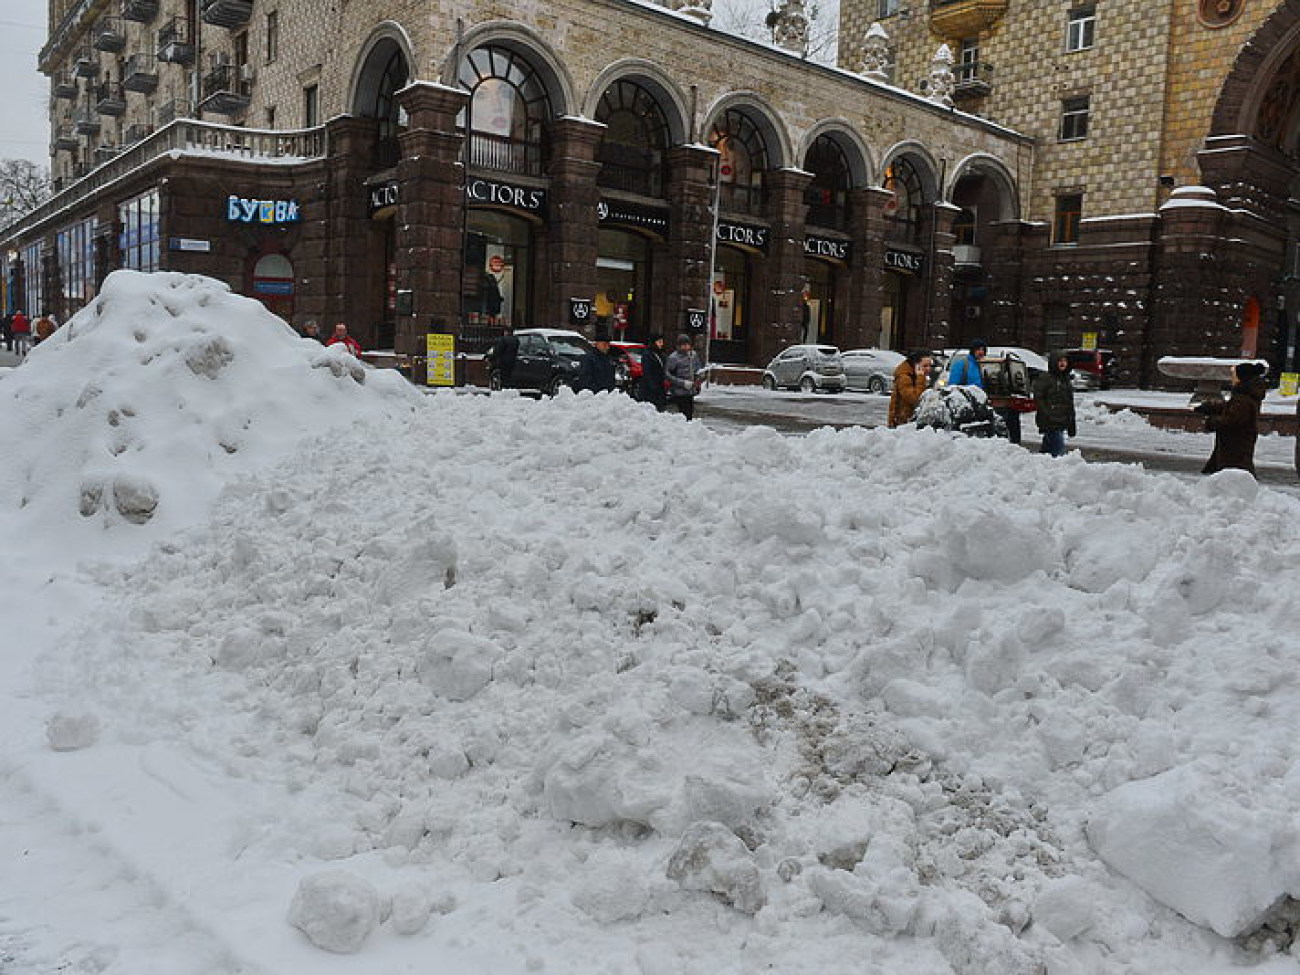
[639,334,668,411]
[10,310,31,359]
[1,313,11,352]
[326,322,362,355]
[1031,351,1077,456]
[947,338,986,387]
[485,327,520,389]
[665,334,703,420]
[887,351,931,427]
[33,311,56,346]
[300,320,324,343]
[1197,361,1268,475]
[574,325,618,393]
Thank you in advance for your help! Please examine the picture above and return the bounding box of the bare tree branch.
[0,159,53,220]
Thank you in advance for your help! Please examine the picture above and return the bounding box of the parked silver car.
[761,344,847,392]
[842,348,905,394]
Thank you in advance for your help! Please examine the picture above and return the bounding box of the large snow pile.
[0,270,418,548]
[7,272,1300,975]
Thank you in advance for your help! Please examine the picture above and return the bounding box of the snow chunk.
[45,711,101,751]
[1086,765,1294,937]
[416,628,501,701]
[665,821,765,914]
[287,870,381,953]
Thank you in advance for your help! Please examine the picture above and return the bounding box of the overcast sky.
[1,0,49,166]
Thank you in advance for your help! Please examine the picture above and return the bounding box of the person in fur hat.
[1197,361,1268,475]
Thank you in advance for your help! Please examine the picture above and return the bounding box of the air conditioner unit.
[239,64,255,82]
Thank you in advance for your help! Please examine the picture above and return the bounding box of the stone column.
[394,82,469,373]
[546,117,605,333]
[665,143,718,340]
[760,167,813,365]
[846,185,892,349]
[314,116,379,340]
[920,201,959,350]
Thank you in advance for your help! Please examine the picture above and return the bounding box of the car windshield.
[813,346,840,359]
[548,335,594,357]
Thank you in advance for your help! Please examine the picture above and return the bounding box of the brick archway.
[1209,7,1300,149]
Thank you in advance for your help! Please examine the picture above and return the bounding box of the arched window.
[803,135,852,230]
[595,80,669,198]
[883,157,923,243]
[708,108,769,215]
[371,48,408,169]
[458,46,551,176]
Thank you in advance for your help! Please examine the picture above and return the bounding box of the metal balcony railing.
[73,48,99,78]
[953,61,994,98]
[4,119,329,237]
[54,125,79,151]
[95,80,126,116]
[121,0,160,22]
[201,63,251,115]
[466,132,545,176]
[200,0,254,28]
[73,110,101,136]
[122,52,158,93]
[54,71,79,99]
[157,18,194,63]
[92,16,125,52]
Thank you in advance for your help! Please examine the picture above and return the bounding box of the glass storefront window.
[802,260,836,345]
[22,242,41,317]
[119,188,160,272]
[464,209,532,344]
[711,245,749,360]
[881,272,905,349]
[57,216,98,313]
[595,228,649,340]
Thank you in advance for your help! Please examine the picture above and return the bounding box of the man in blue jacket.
[948,339,987,386]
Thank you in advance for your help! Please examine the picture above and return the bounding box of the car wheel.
[489,370,503,391]
[867,375,886,394]
[800,376,816,393]
[547,375,569,396]
[762,375,778,391]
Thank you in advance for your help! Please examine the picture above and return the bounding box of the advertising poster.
[1281,372,1299,397]
[711,277,734,341]
[426,333,456,387]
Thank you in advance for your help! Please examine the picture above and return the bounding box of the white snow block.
[45,711,101,751]
[1086,765,1292,937]
[288,871,381,953]
[666,821,765,914]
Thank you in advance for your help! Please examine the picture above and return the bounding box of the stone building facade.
[2,0,1031,377]
[841,0,1300,385]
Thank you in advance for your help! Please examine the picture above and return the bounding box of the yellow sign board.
[1280,372,1299,397]
[425,333,456,387]
[1081,331,1098,351]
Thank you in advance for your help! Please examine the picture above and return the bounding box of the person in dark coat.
[1031,351,1077,456]
[485,329,519,388]
[639,333,668,411]
[1198,361,1268,475]
[575,326,618,393]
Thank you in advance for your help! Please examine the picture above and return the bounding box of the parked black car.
[487,328,595,395]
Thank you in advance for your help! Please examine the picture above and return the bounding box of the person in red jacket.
[10,310,31,359]
[326,322,362,356]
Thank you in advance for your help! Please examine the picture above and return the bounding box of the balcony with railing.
[95,80,126,116]
[54,124,79,152]
[73,109,101,136]
[953,61,994,99]
[121,0,160,22]
[6,119,329,242]
[157,18,194,64]
[930,0,1008,37]
[38,0,111,73]
[93,16,125,52]
[73,47,98,78]
[200,0,254,28]
[122,52,158,93]
[94,144,122,165]
[201,63,251,116]
[466,132,545,177]
[54,71,79,100]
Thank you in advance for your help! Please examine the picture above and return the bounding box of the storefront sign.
[804,234,851,263]
[1280,372,1299,397]
[226,196,301,224]
[253,280,294,295]
[569,297,593,327]
[426,332,456,387]
[717,221,769,253]
[883,247,924,275]
[170,237,211,252]
[1081,331,1098,351]
[597,199,669,236]
[368,180,399,215]
[465,177,547,216]
[685,308,708,332]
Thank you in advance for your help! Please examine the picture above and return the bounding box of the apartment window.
[878,0,901,16]
[1053,193,1083,245]
[303,83,319,126]
[265,105,276,128]
[1059,96,1090,141]
[265,10,278,63]
[1066,6,1095,52]
[957,38,979,84]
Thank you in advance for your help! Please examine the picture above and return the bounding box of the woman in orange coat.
[887,351,931,427]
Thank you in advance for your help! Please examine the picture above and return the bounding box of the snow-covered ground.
[4,271,1300,975]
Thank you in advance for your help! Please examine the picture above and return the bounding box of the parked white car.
[841,348,906,394]
[761,345,847,392]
